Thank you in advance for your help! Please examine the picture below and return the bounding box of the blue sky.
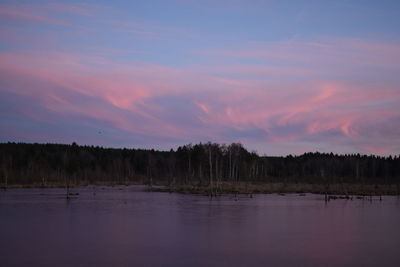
[0,0,400,155]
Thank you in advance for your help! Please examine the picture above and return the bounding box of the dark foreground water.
[1,186,400,267]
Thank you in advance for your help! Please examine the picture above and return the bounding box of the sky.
[0,0,400,156]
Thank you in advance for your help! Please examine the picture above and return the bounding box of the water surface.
[1,186,400,267]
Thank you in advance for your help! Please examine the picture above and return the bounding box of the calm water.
[1,186,400,267]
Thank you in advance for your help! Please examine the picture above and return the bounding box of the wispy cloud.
[194,38,400,69]
[0,6,68,25]
[0,1,399,155]
[1,37,399,155]
[106,19,192,40]
[0,2,96,28]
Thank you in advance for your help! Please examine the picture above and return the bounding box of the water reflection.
[1,187,400,267]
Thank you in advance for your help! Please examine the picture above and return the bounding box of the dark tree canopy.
[0,142,399,186]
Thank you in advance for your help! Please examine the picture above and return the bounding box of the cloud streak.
[1,37,399,155]
[0,3,399,155]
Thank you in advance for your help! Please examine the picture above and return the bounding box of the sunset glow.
[1,0,399,155]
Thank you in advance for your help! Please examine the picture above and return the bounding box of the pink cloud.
[1,3,399,155]
[44,3,93,16]
[107,19,191,40]
[194,101,210,114]
[1,36,400,155]
[194,38,400,69]
[0,3,95,27]
[0,7,67,25]
[362,146,388,155]
[0,51,209,139]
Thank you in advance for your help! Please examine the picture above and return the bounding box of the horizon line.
[2,141,399,159]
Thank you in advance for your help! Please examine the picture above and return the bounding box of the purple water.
[1,186,400,267]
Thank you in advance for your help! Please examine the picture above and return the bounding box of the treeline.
[0,142,399,187]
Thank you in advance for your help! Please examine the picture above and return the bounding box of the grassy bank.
[148,182,400,196]
[0,181,146,189]
[2,181,399,196]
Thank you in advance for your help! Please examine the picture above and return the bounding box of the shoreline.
[2,182,399,196]
[148,182,400,196]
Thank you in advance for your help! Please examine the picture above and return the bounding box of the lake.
[1,186,400,267]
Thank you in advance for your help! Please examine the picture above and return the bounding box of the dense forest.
[0,142,399,189]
